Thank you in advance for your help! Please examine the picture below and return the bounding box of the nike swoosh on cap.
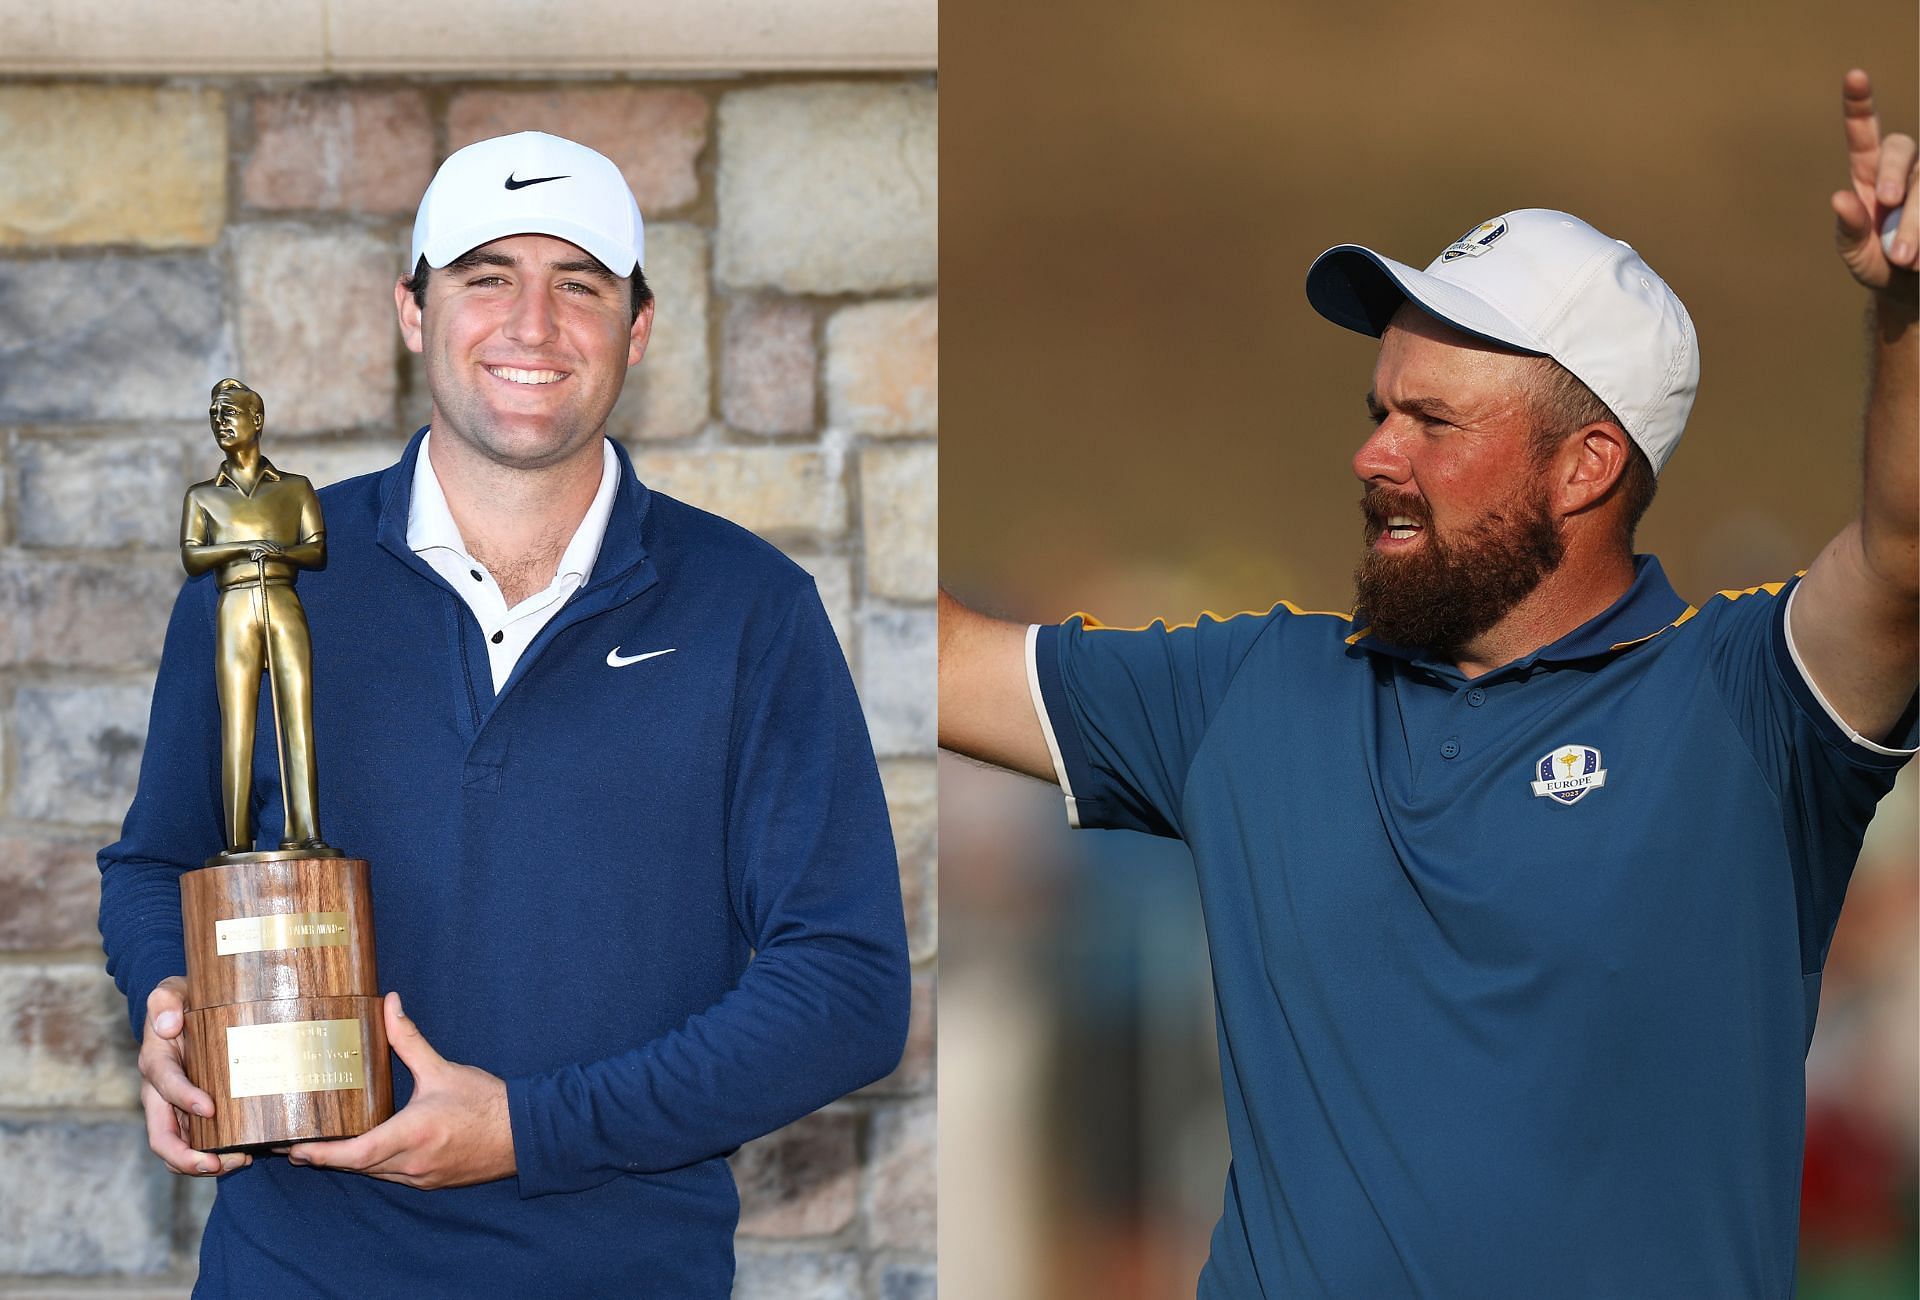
[504,173,569,190]
[607,647,676,668]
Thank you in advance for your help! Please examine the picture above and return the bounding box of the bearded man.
[938,71,1916,1296]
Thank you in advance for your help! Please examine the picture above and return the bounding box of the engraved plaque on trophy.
[175,379,393,1151]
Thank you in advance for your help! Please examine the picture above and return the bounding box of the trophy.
[174,378,392,1151]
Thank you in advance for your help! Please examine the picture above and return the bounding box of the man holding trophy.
[99,132,910,1296]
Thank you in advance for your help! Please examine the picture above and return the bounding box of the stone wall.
[0,74,935,1298]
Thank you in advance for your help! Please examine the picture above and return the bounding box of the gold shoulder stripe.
[1278,600,1355,620]
[1074,599,1353,634]
[1712,578,1794,601]
[1606,571,1805,652]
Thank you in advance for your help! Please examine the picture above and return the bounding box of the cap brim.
[419,215,640,277]
[1304,246,1548,356]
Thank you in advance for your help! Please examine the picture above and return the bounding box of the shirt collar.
[212,457,284,492]
[404,432,466,557]
[405,430,620,586]
[1351,554,1691,676]
[556,438,619,583]
[378,427,654,599]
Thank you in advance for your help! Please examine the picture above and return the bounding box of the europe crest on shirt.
[1529,743,1607,805]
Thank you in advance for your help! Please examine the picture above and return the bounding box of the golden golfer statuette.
[175,378,392,1151]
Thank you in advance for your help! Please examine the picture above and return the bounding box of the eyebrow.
[445,250,619,282]
[550,257,619,281]
[446,250,515,272]
[1365,392,1468,423]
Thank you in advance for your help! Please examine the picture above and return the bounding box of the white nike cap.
[410,131,644,276]
[1305,209,1698,473]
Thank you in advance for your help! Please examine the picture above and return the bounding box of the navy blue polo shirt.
[1029,556,1915,1298]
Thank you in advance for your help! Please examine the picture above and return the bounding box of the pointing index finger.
[1843,68,1883,189]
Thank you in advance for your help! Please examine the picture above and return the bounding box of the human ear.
[1561,423,1630,515]
[395,277,425,354]
[627,299,656,368]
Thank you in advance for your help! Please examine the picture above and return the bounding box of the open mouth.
[1366,512,1428,549]
[485,365,567,386]
[1360,489,1431,549]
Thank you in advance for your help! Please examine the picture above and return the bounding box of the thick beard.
[1352,479,1565,660]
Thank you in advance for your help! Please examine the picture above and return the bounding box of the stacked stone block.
[0,74,935,1298]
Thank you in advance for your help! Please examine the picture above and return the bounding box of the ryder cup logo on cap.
[411,131,644,276]
[1440,217,1509,261]
[1303,209,1698,473]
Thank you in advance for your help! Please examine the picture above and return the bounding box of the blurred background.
[940,2,1917,1297]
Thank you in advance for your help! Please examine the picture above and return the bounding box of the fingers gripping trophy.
[173,379,393,1151]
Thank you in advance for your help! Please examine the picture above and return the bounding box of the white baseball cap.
[410,131,644,276]
[1305,209,1697,473]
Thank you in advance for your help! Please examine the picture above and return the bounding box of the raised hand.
[1833,68,1918,294]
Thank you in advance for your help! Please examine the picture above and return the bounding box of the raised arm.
[1789,69,1919,743]
[938,587,1057,781]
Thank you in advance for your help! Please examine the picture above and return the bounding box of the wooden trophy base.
[179,855,392,1151]
[181,997,392,1152]
[180,857,379,1011]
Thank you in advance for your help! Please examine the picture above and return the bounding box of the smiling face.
[396,233,653,472]
[1350,305,1566,656]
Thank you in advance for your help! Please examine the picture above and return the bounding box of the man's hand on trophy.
[245,541,283,561]
[285,992,516,1189]
[140,977,253,1177]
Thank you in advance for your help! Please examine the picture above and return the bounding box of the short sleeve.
[296,476,324,539]
[1028,609,1281,838]
[1703,578,1917,970]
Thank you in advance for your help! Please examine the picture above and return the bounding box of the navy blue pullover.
[99,432,910,1297]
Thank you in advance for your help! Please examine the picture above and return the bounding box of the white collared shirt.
[405,431,619,692]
